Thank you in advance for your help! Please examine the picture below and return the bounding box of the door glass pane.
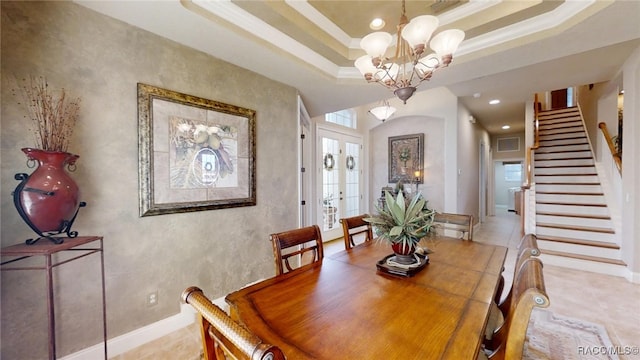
[344,142,360,218]
[322,137,340,231]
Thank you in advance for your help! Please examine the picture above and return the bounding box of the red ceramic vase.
[391,241,417,265]
[15,148,81,234]
[391,242,415,255]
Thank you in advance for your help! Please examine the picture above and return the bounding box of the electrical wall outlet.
[147,291,158,306]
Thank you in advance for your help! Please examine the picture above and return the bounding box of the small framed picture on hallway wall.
[388,133,424,184]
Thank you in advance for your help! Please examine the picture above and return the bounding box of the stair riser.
[535,151,592,160]
[539,124,583,134]
[535,159,594,167]
[536,203,610,216]
[536,226,615,242]
[537,193,606,204]
[540,126,585,136]
[536,184,602,193]
[538,254,628,278]
[537,141,589,149]
[539,108,579,118]
[539,132,586,141]
[538,116,582,130]
[534,166,595,175]
[536,214,611,228]
[537,240,620,258]
[535,175,599,183]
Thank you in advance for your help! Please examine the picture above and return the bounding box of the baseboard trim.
[60,303,197,360]
[624,268,640,284]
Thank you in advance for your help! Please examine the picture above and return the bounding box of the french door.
[317,129,363,241]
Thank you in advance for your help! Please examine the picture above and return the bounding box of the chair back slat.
[340,214,374,250]
[432,212,474,240]
[270,225,324,276]
[182,287,286,360]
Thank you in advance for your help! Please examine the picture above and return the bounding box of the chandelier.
[354,0,465,104]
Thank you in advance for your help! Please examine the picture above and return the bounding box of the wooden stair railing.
[598,122,622,174]
[520,94,541,234]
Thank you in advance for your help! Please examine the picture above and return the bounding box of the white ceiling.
[76,0,640,134]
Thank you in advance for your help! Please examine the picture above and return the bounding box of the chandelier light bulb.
[360,32,393,59]
[429,29,465,64]
[375,63,399,84]
[415,53,440,77]
[401,15,439,52]
[355,55,377,79]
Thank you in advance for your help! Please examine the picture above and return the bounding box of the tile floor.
[112,209,640,359]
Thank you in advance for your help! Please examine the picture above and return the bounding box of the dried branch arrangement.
[14,76,81,152]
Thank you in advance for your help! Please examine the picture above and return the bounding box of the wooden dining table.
[226,236,507,359]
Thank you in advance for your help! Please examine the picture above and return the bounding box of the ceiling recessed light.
[473,92,481,98]
[369,18,385,30]
[502,125,510,130]
[489,99,500,105]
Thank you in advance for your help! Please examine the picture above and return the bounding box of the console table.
[1,236,107,359]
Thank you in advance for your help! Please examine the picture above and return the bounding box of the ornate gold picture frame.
[388,133,424,183]
[137,83,256,216]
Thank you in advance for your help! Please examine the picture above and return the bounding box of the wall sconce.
[414,170,421,193]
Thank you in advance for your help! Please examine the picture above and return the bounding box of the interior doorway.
[494,160,523,212]
[298,96,312,227]
[550,88,568,109]
[317,128,363,241]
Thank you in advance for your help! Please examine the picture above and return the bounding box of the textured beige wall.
[456,102,491,223]
[1,2,298,358]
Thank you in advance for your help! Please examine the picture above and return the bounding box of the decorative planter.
[13,148,85,244]
[391,242,417,265]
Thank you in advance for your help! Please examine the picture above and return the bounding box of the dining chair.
[432,212,474,240]
[497,234,541,312]
[182,286,286,360]
[339,214,374,250]
[486,234,541,342]
[482,257,549,360]
[270,224,324,276]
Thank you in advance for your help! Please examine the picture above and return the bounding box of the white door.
[317,129,363,241]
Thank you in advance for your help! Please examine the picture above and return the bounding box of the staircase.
[533,107,626,276]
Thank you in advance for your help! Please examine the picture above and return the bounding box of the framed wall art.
[137,83,256,216]
[388,133,424,183]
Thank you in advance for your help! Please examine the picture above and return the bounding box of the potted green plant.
[365,190,435,265]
